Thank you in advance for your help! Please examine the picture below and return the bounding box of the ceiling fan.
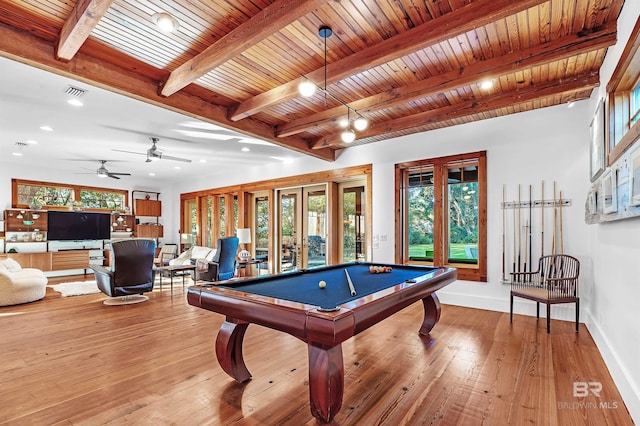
[76,160,132,179]
[113,137,192,163]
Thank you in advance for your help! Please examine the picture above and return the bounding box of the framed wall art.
[601,169,618,214]
[629,144,640,206]
[590,99,606,182]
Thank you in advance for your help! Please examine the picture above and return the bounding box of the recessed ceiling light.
[199,159,207,163]
[480,80,493,90]
[67,98,83,107]
[241,147,250,152]
[152,12,179,33]
[40,125,53,131]
[12,152,23,156]
[174,166,181,170]
[568,101,575,108]
[149,172,156,176]
[25,140,38,145]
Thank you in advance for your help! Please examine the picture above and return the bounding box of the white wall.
[584,0,640,421]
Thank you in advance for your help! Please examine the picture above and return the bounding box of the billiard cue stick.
[512,197,516,275]
[344,269,356,296]
[501,184,506,282]
[523,220,528,273]
[559,190,564,254]
[552,181,557,255]
[541,180,545,257]
[528,184,533,272]
[517,184,521,273]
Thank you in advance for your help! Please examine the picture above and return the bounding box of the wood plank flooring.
[0,276,634,425]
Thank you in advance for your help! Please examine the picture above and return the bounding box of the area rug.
[49,281,101,297]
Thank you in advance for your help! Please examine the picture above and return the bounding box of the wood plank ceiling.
[0,0,625,162]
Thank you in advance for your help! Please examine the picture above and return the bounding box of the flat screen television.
[47,211,111,241]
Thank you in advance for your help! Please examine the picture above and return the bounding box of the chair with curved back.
[91,239,156,305]
[510,254,580,333]
[193,237,239,282]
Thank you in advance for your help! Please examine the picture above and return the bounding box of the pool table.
[187,262,456,423]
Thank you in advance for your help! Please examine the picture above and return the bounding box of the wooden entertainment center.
[0,192,163,275]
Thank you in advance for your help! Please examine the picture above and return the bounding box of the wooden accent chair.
[510,254,580,333]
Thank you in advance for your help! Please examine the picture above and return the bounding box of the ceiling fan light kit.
[298,25,368,144]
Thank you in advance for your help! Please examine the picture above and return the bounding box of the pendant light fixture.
[299,25,368,143]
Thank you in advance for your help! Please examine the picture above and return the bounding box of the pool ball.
[319,280,326,288]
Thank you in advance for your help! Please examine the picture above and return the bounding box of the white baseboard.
[583,308,640,424]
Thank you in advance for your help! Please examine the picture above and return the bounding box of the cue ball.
[319,280,326,288]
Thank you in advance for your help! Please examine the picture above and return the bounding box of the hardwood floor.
[0,276,633,425]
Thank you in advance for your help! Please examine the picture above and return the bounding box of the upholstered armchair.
[91,239,156,305]
[154,243,178,266]
[192,237,239,282]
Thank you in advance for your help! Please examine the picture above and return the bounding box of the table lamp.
[237,228,252,262]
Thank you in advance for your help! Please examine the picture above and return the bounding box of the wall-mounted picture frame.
[590,99,606,182]
[602,168,618,214]
[587,188,598,215]
[629,144,640,206]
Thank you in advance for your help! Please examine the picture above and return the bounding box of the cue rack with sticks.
[500,181,571,283]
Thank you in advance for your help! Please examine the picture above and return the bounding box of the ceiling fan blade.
[112,149,146,156]
[108,172,131,176]
[108,174,121,179]
[160,154,192,163]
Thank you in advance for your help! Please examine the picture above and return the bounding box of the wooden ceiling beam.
[228,0,548,121]
[277,26,617,137]
[312,72,600,149]
[159,0,329,97]
[56,0,115,61]
[0,21,335,162]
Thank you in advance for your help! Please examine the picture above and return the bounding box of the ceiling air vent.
[64,85,87,97]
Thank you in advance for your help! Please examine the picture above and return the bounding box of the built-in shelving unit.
[133,190,163,239]
[1,209,107,276]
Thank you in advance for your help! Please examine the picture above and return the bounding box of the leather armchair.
[193,237,239,282]
[91,238,156,305]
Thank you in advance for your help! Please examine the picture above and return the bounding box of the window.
[606,17,640,164]
[12,179,127,211]
[396,151,486,282]
[80,190,125,210]
[16,182,73,207]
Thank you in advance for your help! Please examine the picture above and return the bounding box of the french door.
[277,185,327,272]
[339,181,367,263]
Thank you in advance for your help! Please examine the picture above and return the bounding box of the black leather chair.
[193,237,239,282]
[91,239,156,305]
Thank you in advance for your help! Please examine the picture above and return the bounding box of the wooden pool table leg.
[308,344,344,423]
[216,318,252,383]
[419,293,442,336]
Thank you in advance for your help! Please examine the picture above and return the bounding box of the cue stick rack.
[500,181,571,283]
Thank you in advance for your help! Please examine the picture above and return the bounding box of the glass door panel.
[254,195,269,274]
[340,182,367,262]
[279,190,300,272]
[277,185,327,272]
[304,188,327,268]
